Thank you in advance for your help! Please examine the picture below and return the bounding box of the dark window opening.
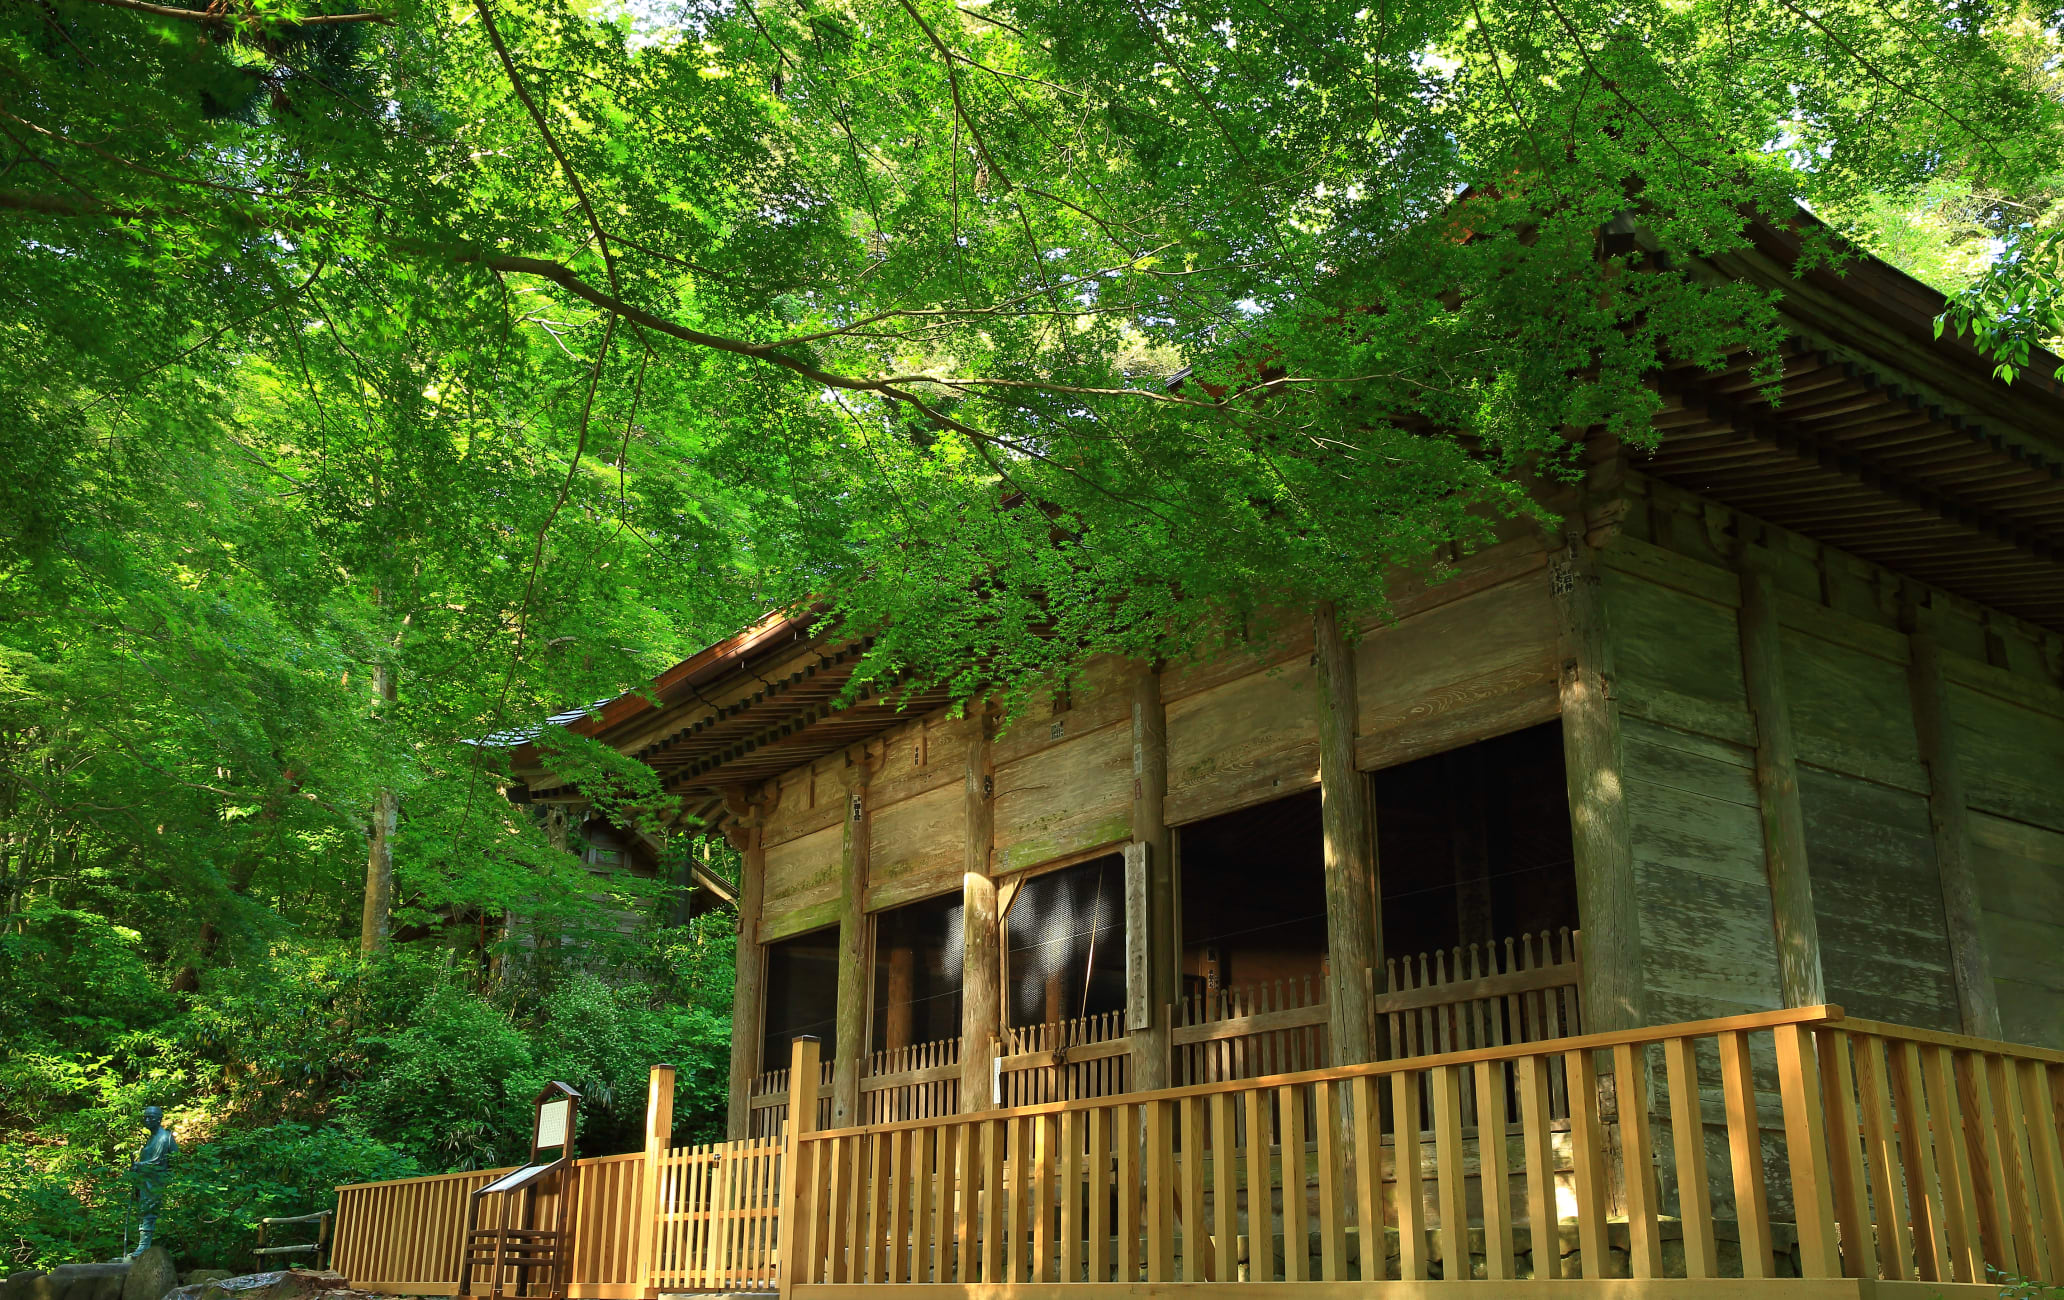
[1005,854,1127,1028]
[1372,721,1579,965]
[1176,790,1328,1002]
[761,926,839,1073]
[871,891,965,1054]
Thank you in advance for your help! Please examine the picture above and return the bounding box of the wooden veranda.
[333,1003,2064,1299]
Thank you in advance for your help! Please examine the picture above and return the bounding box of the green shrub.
[0,1123,417,1272]
[155,1123,420,1270]
[1,910,737,1271]
[347,984,535,1171]
[522,973,731,1154]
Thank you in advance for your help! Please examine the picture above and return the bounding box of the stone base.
[0,1253,157,1300]
[163,1269,348,1300]
[1,1258,354,1300]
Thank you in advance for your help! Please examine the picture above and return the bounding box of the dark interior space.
[1176,789,1328,1000]
[1373,720,1579,966]
[761,926,839,1072]
[1004,853,1127,1028]
[870,890,965,1053]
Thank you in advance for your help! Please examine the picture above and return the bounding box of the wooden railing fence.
[1375,927,1583,1059]
[750,1058,835,1138]
[1814,1017,2064,1286]
[336,1141,776,1297]
[562,1152,648,1295]
[1172,976,1329,1086]
[861,1038,963,1124]
[650,1137,784,1291]
[335,1005,2064,1296]
[775,1006,2064,1293]
[335,1166,508,1295]
[751,1038,967,1135]
[333,1152,650,1298]
[999,1009,1132,1106]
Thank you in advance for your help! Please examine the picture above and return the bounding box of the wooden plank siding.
[1618,473,2064,1050]
[1600,550,1784,1028]
[1969,813,2064,1050]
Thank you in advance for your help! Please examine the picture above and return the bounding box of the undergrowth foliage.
[0,915,735,1270]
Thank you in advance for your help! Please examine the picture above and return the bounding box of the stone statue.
[127,1105,176,1256]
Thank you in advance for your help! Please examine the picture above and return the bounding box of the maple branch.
[0,188,1312,438]
[473,0,621,296]
[78,0,391,24]
[897,0,1013,193]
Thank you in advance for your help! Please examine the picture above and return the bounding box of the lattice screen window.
[761,926,839,1070]
[1003,853,1127,1028]
[870,891,964,1053]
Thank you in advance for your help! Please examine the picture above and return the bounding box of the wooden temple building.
[332,216,2064,1299]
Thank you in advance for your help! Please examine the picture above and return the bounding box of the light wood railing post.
[638,1063,676,1293]
[1776,1021,1842,1277]
[1818,1028,1876,1279]
[777,1036,822,1300]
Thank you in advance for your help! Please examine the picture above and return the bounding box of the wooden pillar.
[960,704,1001,1110]
[831,751,872,1127]
[723,792,767,1142]
[1314,601,1380,1065]
[1905,608,2001,1037]
[1550,522,1645,1031]
[1736,550,1826,1007]
[637,1062,675,1285]
[883,946,914,1053]
[1128,665,1175,1090]
[1449,747,1495,949]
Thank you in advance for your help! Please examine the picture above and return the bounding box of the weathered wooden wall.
[1957,684,2064,1045]
[1598,527,1783,1028]
[1615,473,2064,1047]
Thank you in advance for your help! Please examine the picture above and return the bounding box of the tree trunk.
[359,661,399,956]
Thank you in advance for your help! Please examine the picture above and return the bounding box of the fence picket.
[1613,1042,1662,1279]
[1279,1083,1308,1284]
[1243,1087,1271,1283]
[1476,1058,1514,1281]
[1923,1044,1983,1282]
[1430,1064,1468,1279]
[1314,1079,1344,1280]
[1565,1047,1608,1278]
[1393,1069,1426,1281]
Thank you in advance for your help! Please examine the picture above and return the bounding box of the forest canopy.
[3,0,2061,1271]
